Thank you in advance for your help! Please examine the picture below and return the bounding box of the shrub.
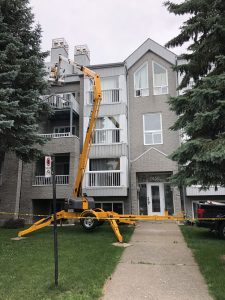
[3,218,25,229]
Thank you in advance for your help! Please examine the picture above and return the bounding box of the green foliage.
[2,218,25,229]
[181,226,225,300]
[0,225,133,300]
[165,0,225,188]
[0,0,51,162]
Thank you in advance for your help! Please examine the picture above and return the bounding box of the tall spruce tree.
[164,0,225,188]
[0,0,50,162]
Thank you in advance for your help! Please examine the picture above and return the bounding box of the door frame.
[147,182,165,216]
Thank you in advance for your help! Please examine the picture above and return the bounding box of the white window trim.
[143,113,163,145]
[134,62,149,97]
[152,61,168,95]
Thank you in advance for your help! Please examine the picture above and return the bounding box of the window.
[89,158,120,187]
[152,62,168,95]
[134,63,149,97]
[35,154,70,176]
[54,126,76,135]
[101,76,119,90]
[96,116,119,130]
[94,116,120,144]
[90,158,120,171]
[95,202,124,214]
[88,76,119,104]
[143,113,163,145]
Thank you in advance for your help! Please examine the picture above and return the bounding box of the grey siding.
[127,50,181,214]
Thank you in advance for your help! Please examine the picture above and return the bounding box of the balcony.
[41,93,79,114]
[93,129,121,144]
[39,131,79,139]
[88,89,120,105]
[85,171,121,187]
[33,175,69,186]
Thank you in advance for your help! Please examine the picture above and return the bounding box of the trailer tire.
[218,222,225,239]
[80,212,98,231]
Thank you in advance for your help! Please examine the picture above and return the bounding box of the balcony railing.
[88,89,120,104]
[39,133,73,138]
[41,93,79,114]
[33,175,69,186]
[86,171,121,187]
[93,128,121,144]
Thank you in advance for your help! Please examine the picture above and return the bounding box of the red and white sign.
[45,156,52,178]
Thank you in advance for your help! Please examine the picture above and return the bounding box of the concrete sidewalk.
[101,222,212,300]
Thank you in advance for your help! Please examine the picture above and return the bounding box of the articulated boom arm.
[55,55,102,197]
[73,72,102,197]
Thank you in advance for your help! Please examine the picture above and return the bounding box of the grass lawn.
[180,225,225,300]
[0,224,133,300]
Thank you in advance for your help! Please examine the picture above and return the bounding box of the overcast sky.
[30,0,187,65]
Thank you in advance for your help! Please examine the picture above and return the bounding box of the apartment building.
[125,39,181,215]
[0,37,184,223]
[82,62,129,214]
[0,38,81,222]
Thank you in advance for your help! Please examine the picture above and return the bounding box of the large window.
[134,62,149,97]
[90,158,120,171]
[94,116,120,144]
[88,76,119,104]
[89,158,120,187]
[95,116,119,130]
[101,76,119,90]
[152,62,168,95]
[143,113,163,145]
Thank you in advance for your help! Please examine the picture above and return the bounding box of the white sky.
[30,0,187,65]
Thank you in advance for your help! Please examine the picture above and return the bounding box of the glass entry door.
[147,183,165,216]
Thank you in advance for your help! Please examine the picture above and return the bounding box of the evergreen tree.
[0,0,50,162]
[164,0,225,188]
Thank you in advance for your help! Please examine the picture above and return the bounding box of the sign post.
[45,155,58,287]
[45,156,52,178]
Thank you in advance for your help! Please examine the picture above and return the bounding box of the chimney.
[74,45,90,66]
[51,38,69,64]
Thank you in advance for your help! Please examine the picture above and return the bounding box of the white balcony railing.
[39,133,72,138]
[93,129,121,144]
[33,175,69,186]
[88,89,120,104]
[41,93,79,114]
[86,171,121,187]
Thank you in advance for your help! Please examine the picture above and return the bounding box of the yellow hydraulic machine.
[18,56,184,243]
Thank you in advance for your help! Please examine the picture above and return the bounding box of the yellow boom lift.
[18,56,183,242]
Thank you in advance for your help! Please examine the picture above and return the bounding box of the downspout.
[125,62,132,214]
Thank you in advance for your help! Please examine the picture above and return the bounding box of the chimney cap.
[52,38,69,53]
[74,44,90,59]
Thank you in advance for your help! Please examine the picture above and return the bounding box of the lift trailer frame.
[18,210,184,243]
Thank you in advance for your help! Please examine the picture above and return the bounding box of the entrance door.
[147,183,165,216]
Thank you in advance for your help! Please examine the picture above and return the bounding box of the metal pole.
[70,100,73,136]
[52,155,58,287]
